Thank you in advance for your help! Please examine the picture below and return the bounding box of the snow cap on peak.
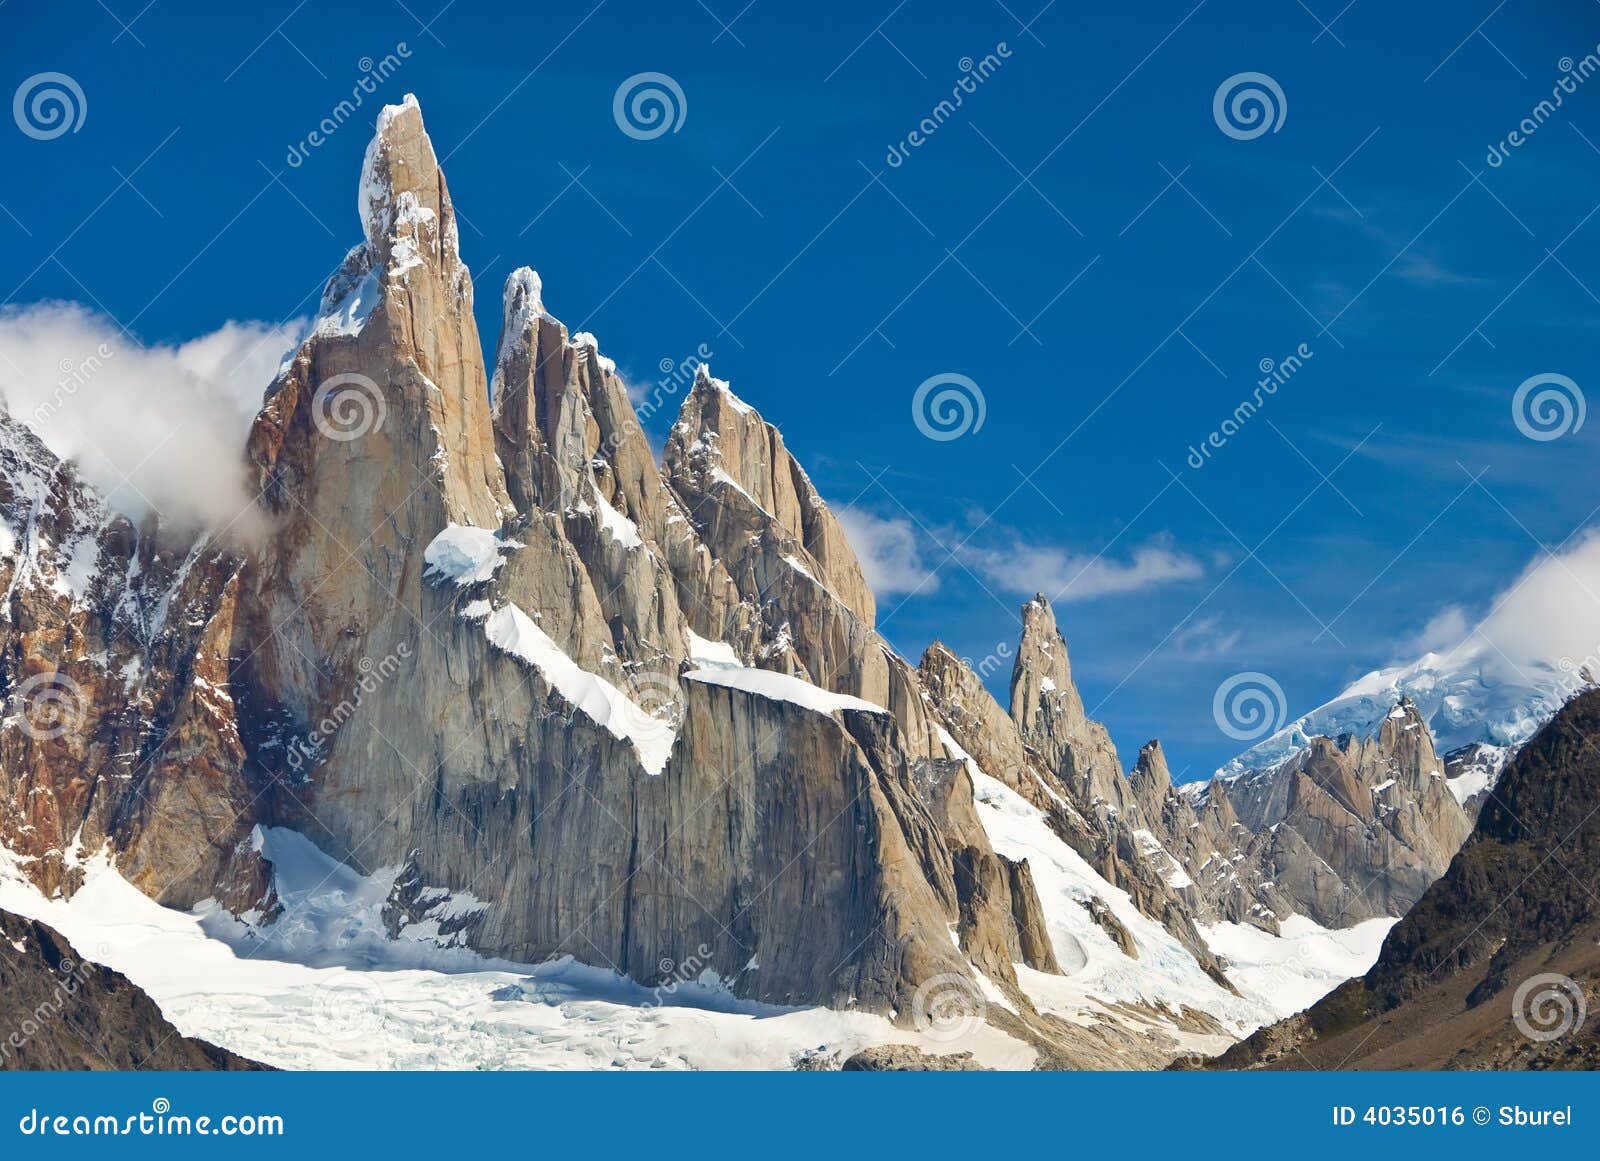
[358,93,432,246]
[505,266,544,313]
[692,363,754,415]
[570,331,617,375]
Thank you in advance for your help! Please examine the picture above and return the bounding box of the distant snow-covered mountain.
[1216,533,1600,801]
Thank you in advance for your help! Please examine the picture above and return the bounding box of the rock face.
[1178,698,1473,929]
[0,95,1485,1067]
[0,908,257,1070]
[0,407,268,911]
[1202,689,1600,1070]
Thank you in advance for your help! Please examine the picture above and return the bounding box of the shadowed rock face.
[1199,689,1600,1071]
[0,908,258,1070]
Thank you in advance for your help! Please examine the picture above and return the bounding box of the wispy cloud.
[960,534,1204,602]
[835,506,940,595]
[0,301,302,534]
[1393,603,1470,660]
[1170,613,1242,659]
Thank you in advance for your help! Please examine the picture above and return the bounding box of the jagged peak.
[570,331,617,375]
[689,362,754,416]
[918,639,963,673]
[503,266,545,318]
[1131,739,1173,796]
[357,93,451,252]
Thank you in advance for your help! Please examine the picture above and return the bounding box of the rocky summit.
[0,97,1500,1069]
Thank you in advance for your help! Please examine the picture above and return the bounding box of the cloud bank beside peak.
[0,302,302,534]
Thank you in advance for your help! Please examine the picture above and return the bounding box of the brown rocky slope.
[0,907,258,1070]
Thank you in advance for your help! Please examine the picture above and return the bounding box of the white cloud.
[1469,530,1600,671]
[0,302,302,535]
[961,536,1204,602]
[1171,614,1242,660]
[835,506,940,595]
[1394,604,1470,660]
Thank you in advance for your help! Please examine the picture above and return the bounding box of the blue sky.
[5,0,1600,778]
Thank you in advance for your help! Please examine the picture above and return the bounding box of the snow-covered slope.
[0,836,1037,1071]
[1216,532,1600,796]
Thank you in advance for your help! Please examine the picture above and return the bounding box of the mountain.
[1177,698,1473,928]
[0,907,256,1070]
[1216,541,1600,808]
[1197,688,1600,1070]
[0,95,1482,1069]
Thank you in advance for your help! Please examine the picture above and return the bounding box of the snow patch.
[483,603,675,775]
[685,667,886,716]
[423,524,508,586]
